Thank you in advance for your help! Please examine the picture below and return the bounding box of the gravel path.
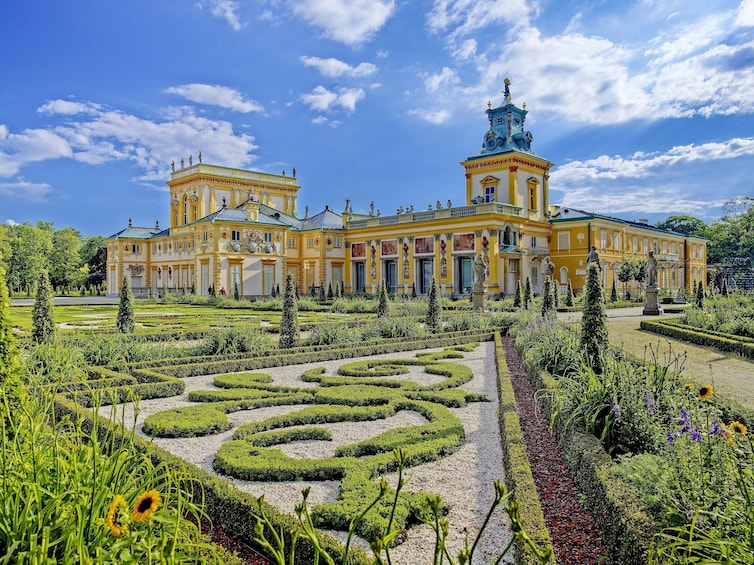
[101,342,512,564]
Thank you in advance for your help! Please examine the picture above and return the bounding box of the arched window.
[183,196,188,225]
[559,266,568,285]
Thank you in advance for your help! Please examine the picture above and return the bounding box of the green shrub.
[32,270,55,343]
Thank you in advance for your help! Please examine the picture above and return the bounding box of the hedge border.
[522,360,655,564]
[494,333,555,565]
[641,318,754,360]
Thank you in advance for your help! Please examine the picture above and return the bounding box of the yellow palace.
[106,80,707,299]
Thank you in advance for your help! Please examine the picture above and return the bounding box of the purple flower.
[645,392,657,415]
[711,421,720,435]
[679,408,692,432]
[691,428,703,442]
[613,403,621,421]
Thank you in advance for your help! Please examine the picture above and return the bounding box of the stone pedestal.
[643,287,663,316]
[472,288,488,312]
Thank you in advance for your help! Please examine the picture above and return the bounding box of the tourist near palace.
[106,79,707,300]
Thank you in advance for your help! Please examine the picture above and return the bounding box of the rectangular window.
[263,264,274,295]
[485,186,495,203]
[354,262,366,293]
[529,187,536,210]
[288,238,297,248]
[613,233,620,251]
[671,242,676,254]
[531,236,537,249]
[308,237,315,248]
[557,232,570,251]
[132,244,140,254]
[632,236,638,253]
[232,230,241,241]
[231,264,242,295]
[661,241,667,253]
[600,230,607,250]
[203,231,209,242]
[643,238,648,254]
[333,237,342,247]
[264,232,272,243]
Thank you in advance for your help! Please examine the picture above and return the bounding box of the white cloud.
[165,84,263,113]
[554,138,754,184]
[0,179,53,203]
[311,115,342,127]
[453,39,477,61]
[198,0,242,30]
[37,99,101,115]
[408,109,450,124]
[300,56,377,77]
[0,124,72,177]
[8,99,260,182]
[427,0,532,39]
[289,0,395,45]
[424,67,460,93]
[5,219,19,226]
[551,137,754,215]
[736,0,754,26]
[301,86,365,112]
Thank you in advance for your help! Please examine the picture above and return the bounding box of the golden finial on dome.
[487,100,491,109]
[504,77,511,85]
[523,102,526,110]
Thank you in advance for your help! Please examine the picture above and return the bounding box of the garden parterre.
[100,342,514,564]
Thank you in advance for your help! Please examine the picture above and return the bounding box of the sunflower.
[106,495,130,537]
[730,421,748,436]
[719,424,736,446]
[132,490,162,522]
[698,384,714,401]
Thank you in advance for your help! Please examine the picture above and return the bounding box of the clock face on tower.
[485,137,497,150]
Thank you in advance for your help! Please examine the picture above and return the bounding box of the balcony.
[526,246,551,256]
[347,202,524,229]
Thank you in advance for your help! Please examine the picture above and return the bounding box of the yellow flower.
[684,383,694,389]
[720,424,736,446]
[132,490,162,522]
[698,384,714,401]
[731,421,748,436]
[106,495,130,537]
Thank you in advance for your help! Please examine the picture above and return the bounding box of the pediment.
[481,175,500,184]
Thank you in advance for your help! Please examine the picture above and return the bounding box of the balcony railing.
[347,202,523,229]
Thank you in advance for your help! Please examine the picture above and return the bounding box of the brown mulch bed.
[502,335,610,564]
[210,338,613,564]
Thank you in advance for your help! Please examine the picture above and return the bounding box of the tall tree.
[426,277,440,332]
[377,279,389,318]
[279,273,299,349]
[5,223,52,294]
[50,226,83,291]
[116,276,135,333]
[707,197,754,263]
[541,276,555,318]
[580,262,608,374]
[523,276,532,310]
[656,215,707,237]
[565,279,574,307]
[32,270,55,344]
[513,279,522,308]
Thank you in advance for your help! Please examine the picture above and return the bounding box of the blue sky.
[1,0,753,237]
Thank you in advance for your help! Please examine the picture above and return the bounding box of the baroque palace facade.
[106,80,707,299]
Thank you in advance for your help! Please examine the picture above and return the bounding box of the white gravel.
[100,342,512,564]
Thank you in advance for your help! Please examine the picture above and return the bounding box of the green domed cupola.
[479,78,535,156]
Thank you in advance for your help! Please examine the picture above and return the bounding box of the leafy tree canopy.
[656,215,707,237]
